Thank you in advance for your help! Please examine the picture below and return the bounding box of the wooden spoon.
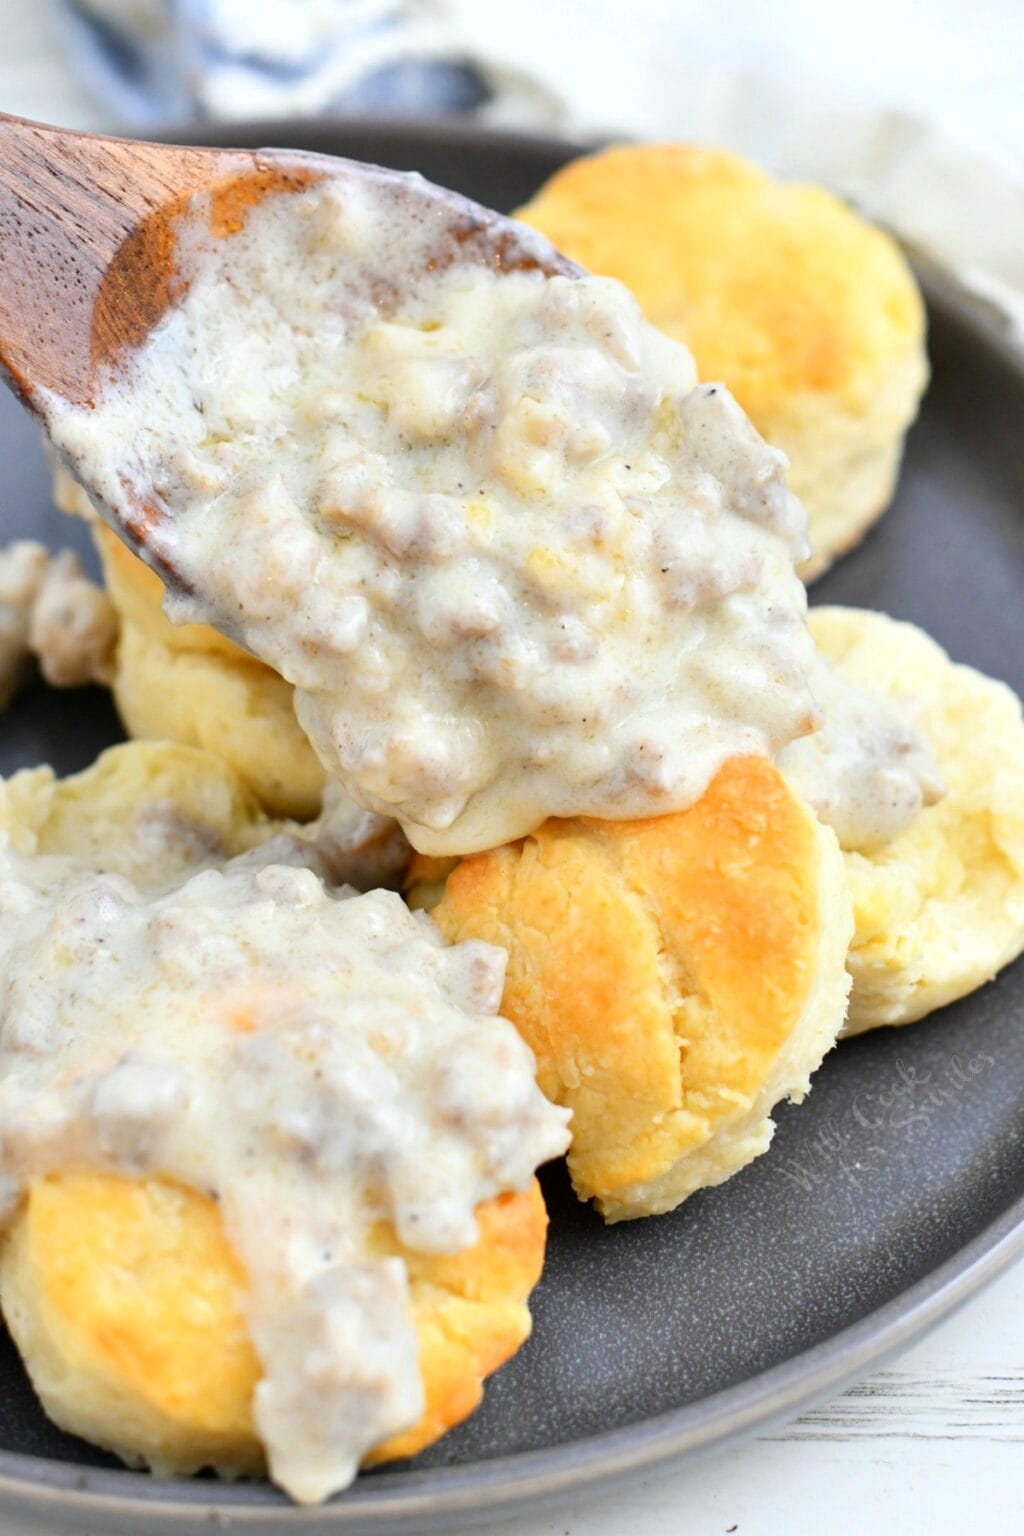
[0,113,570,566]
[0,114,326,411]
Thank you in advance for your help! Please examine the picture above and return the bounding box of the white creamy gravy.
[779,653,945,850]
[45,167,818,855]
[0,817,570,1502]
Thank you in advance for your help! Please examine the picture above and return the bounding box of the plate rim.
[0,115,1022,1533]
[1,1196,1021,1530]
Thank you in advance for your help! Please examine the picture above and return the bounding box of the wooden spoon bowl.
[0,113,572,572]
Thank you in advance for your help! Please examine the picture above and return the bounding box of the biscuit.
[0,741,548,1477]
[804,607,1024,1032]
[91,525,327,820]
[1,737,410,897]
[0,1172,547,1478]
[0,738,278,886]
[430,756,853,1220]
[95,521,243,664]
[47,474,328,820]
[517,144,928,578]
[113,620,326,822]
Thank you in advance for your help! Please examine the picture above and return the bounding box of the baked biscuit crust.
[0,738,278,880]
[47,472,326,818]
[93,524,326,820]
[0,1174,547,1478]
[805,608,1024,1032]
[112,621,326,821]
[433,756,852,1220]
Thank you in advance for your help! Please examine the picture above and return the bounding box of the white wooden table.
[458,1257,1024,1535]
[0,4,1021,1530]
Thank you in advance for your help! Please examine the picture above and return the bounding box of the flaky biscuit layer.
[432,756,853,1219]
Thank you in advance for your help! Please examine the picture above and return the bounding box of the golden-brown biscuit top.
[518,144,924,416]
[5,1172,546,1474]
[434,756,841,1206]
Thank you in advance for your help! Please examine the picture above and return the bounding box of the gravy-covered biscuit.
[802,608,1024,1032]
[431,756,853,1220]
[0,739,406,898]
[1,1173,547,1479]
[518,144,928,578]
[0,741,565,1498]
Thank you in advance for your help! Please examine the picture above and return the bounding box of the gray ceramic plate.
[0,120,1022,1536]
